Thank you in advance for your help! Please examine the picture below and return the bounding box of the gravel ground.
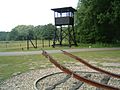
[0,68,61,90]
[0,64,95,90]
[0,64,120,90]
[36,71,120,90]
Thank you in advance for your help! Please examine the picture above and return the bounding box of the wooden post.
[72,25,77,46]
[42,39,44,48]
[53,27,57,48]
[35,36,37,48]
[6,42,7,48]
[27,36,29,50]
[49,39,50,47]
[60,26,62,46]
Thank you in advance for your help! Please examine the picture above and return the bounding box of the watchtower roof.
[51,7,77,13]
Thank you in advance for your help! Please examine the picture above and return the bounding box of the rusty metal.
[42,50,120,90]
[61,50,120,78]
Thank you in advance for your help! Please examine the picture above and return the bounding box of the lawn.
[0,50,120,85]
[0,40,120,52]
[0,54,51,84]
[0,40,54,52]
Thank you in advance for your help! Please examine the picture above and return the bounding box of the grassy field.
[0,40,54,52]
[0,50,120,84]
[0,54,50,84]
[0,40,81,52]
[0,40,120,52]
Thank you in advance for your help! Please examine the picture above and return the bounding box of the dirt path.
[0,48,120,56]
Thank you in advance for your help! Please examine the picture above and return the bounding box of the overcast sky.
[0,0,78,32]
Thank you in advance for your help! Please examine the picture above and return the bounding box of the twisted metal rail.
[42,50,120,90]
[61,50,120,78]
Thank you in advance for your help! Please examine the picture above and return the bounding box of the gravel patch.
[0,68,61,90]
[0,65,120,90]
[102,62,120,67]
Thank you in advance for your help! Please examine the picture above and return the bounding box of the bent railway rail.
[41,50,120,90]
[61,50,120,78]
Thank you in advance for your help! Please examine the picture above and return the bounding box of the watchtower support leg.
[68,25,71,47]
[53,27,57,48]
[27,36,29,50]
[35,36,37,48]
[60,26,63,46]
[72,25,77,46]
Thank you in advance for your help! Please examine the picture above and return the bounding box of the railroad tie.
[69,74,91,90]
[96,75,110,90]
[45,74,71,90]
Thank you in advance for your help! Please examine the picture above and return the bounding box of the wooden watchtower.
[51,7,77,47]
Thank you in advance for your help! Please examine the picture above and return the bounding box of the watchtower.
[51,7,77,47]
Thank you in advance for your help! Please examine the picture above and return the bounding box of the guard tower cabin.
[51,7,77,47]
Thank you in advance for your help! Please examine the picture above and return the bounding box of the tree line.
[76,0,120,44]
[0,23,55,41]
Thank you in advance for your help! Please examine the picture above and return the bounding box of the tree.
[9,24,55,41]
[9,25,35,40]
[43,24,55,40]
[76,0,120,44]
[0,32,9,41]
[34,23,55,40]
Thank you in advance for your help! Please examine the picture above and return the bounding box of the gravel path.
[0,64,120,90]
[0,48,120,56]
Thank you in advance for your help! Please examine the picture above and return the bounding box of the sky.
[0,0,78,32]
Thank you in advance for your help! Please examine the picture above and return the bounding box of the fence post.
[42,39,44,48]
[49,39,50,47]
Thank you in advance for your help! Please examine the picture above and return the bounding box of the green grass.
[0,40,54,52]
[72,50,120,63]
[52,50,120,68]
[0,40,120,52]
[0,54,51,84]
[0,50,120,85]
[0,40,79,52]
[77,43,120,48]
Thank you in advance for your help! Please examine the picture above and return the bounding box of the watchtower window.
[55,12,74,18]
[66,12,74,17]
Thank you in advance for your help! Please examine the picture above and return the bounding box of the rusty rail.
[42,50,120,90]
[61,50,120,78]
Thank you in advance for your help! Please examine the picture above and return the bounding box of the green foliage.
[76,0,120,44]
[9,25,35,40]
[34,24,55,40]
[0,32,9,41]
[7,24,55,41]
